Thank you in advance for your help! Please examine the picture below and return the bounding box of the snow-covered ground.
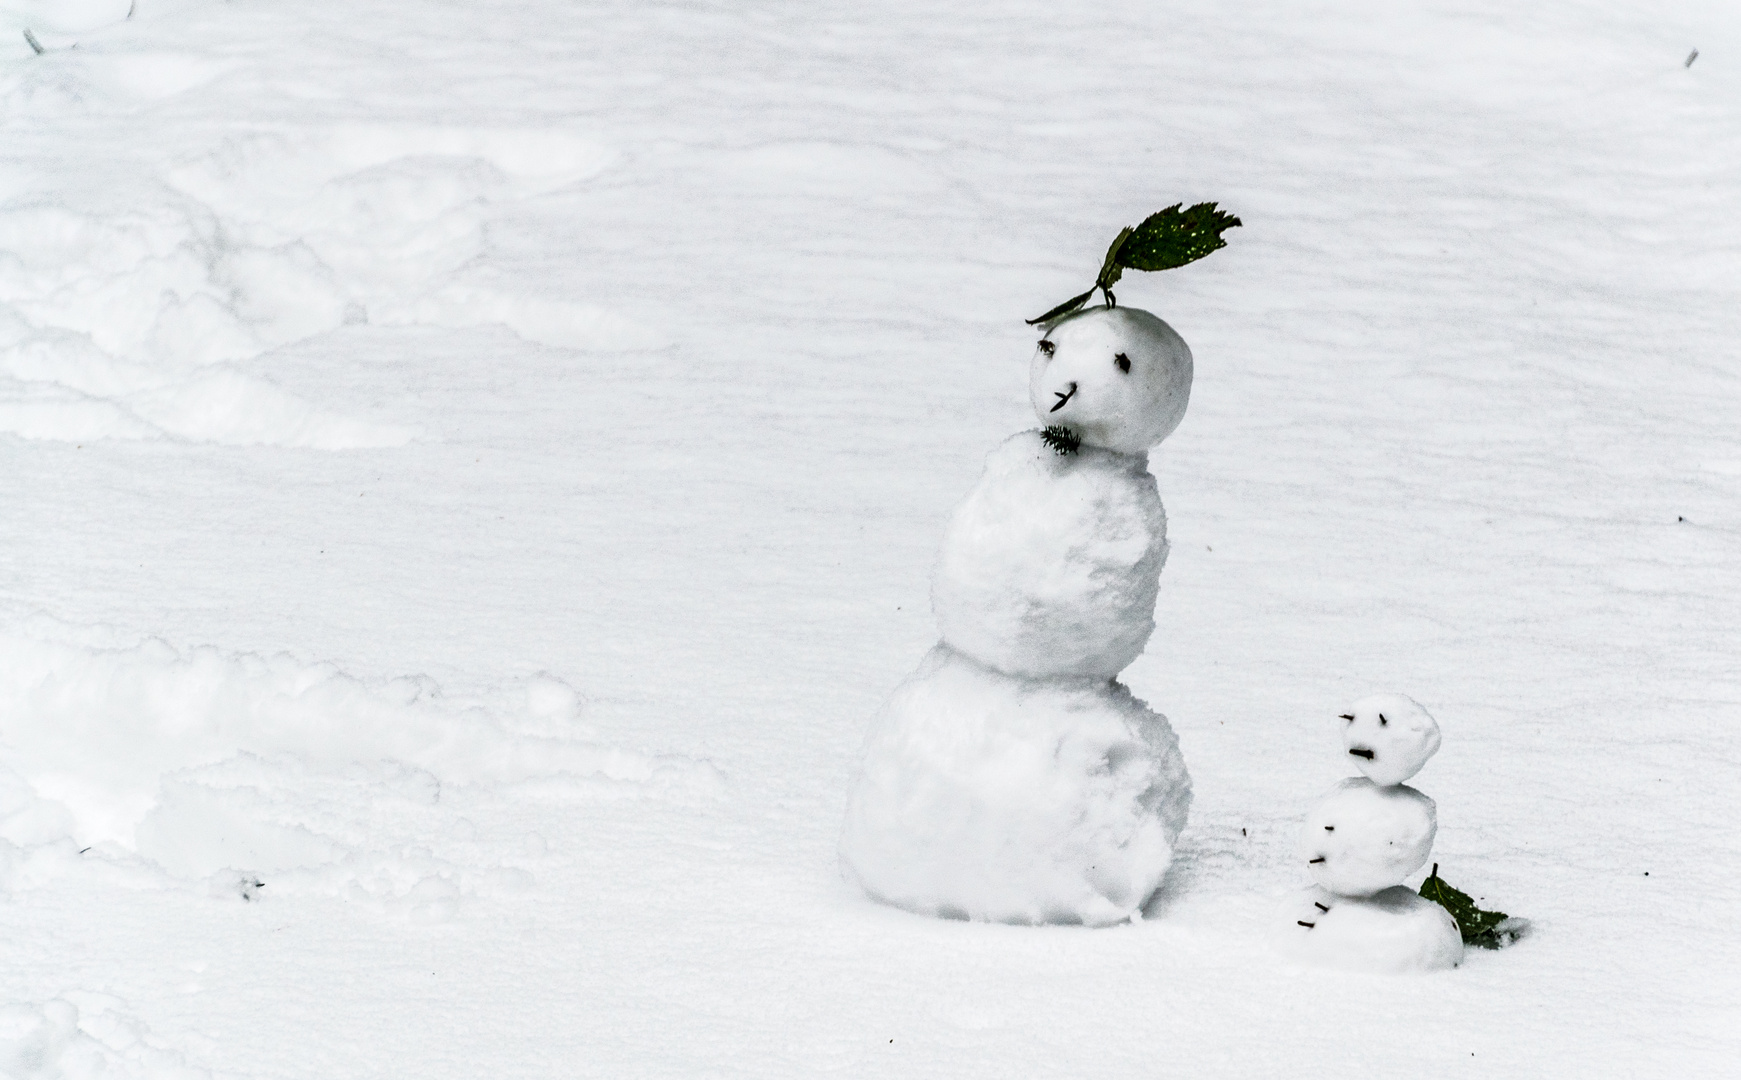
[1,0,1737,1075]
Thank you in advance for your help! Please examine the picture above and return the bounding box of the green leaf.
[1023,202,1239,326]
[1095,226,1136,289]
[1419,864,1521,949]
[1114,202,1243,273]
[1025,289,1095,326]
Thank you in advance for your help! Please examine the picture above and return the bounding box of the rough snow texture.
[0,621,719,914]
[1275,886,1464,974]
[931,431,1168,680]
[1299,778,1437,897]
[1030,307,1193,454]
[840,645,1190,926]
[0,5,644,449]
[0,996,211,1080]
[1341,693,1441,787]
[2,0,1739,1076]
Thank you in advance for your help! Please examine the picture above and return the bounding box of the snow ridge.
[0,996,212,1080]
[0,621,721,913]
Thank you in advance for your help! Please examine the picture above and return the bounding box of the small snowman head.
[1340,693,1441,787]
[1299,778,1437,897]
[1029,306,1193,455]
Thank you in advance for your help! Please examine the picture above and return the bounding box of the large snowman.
[840,305,1195,926]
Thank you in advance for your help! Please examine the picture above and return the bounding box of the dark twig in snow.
[23,28,45,54]
[1686,49,1698,68]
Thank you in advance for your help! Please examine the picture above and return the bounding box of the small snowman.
[840,205,1240,926]
[1275,693,1464,972]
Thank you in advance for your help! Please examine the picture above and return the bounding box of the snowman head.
[1340,693,1441,787]
[1029,306,1193,455]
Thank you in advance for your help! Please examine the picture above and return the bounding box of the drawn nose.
[1050,382,1078,413]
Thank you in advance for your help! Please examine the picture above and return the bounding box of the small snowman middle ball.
[1298,778,1437,897]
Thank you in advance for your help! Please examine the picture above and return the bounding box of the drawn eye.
[1379,714,1388,726]
[1324,826,1334,832]
[1338,714,1354,721]
[1037,340,1055,357]
[1114,352,1131,373]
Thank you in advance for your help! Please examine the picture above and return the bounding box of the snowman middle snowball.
[841,306,1195,926]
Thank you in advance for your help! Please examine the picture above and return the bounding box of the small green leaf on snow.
[1419,864,1525,949]
[1115,202,1243,273]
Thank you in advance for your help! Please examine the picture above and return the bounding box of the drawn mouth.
[1348,748,1374,760]
[1050,382,1077,413]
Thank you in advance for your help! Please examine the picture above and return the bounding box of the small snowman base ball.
[1276,886,1464,973]
[1299,778,1436,897]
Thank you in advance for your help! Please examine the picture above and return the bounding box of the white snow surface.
[839,644,1189,926]
[1,0,1739,1076]
[931,430,1168,678]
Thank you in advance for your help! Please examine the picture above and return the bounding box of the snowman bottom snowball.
[839,644,1191,926]
[1275,886,1463,973]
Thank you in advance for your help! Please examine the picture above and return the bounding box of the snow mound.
[141,755,548,918]
[0,996,211,1080]
[840,645,1190,926]
[0,197,416,448]
[0,86,648,445]
[0,622,721,909]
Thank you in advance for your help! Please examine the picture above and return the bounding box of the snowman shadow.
[1138,855,1198,921]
